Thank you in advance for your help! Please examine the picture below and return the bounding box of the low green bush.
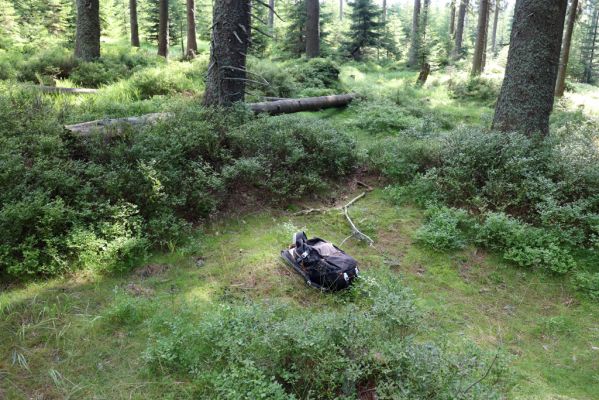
[448,76,499,105]
[0,89,357,279]
[572,272,599,300]
[144,273,508,399]
[415,206,471,251]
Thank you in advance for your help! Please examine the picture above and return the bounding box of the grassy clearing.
[1,59,599,398]
[1,189,598,399]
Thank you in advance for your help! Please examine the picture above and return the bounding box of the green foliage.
[247,57,342,100]
[572,271,599,300]
[477,213,576,274]
[415,206,471,251]
[0,89,356,279]
[144,273,507,398]
[344,0,385,60]
[448,76,500,104]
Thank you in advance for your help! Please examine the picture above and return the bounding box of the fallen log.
[64,93,357,135]
[65,113,173,136]
[248,93,357,115]
[31,85,98,94]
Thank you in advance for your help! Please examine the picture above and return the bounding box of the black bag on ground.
[281,232,359,291]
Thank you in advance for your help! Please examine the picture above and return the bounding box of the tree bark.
[65,113,172,136]
[130,0,140,47]
[450,0,456,36]
[186,0,198,58]
[158,0,169,58]
[472,0,489,75]
[555,0,579,97]
[583,7,599,83]
[74,0,100,60]
[306,0,320,58]
[452,0,469,60]
[339,0,343,21]
[408,0,422,67]
[268,0,275,30]
[204,0,251,106]
[383,0,387,23]
[249,93,356,114]
[491,0,500,55]
[416,63,431,85]
[492,0,568,137]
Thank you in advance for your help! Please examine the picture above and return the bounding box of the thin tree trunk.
[491,0,500,55]
[157,0,169,58]
[75,0,100,60]
[268,0,275,30]
[492,0,568,137]
[186,0,198,58]
[586,8,599,83]
[555,0,578,96]
[472,0,489,76]
[450,0,456,36]
[452,0,468,60]
[383,0,387,23]
[204,0,251,106]
[339,0,343,21]
[481,0,490,70]
[306,0,320,58]
[408,0,422,67]
[130,0,140,47]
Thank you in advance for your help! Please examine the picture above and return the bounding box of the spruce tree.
[343,0,383,60]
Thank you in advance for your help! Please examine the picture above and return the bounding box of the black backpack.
[281,232,359,291]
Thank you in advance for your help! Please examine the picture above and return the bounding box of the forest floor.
[1,64,599,399]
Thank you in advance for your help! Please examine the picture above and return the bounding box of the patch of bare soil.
[125,283,155,297]
[134,263,170,278]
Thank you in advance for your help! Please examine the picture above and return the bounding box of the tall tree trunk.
[74,0,100,60]
[492,0,568,137]
[157,0,169,57]
[130,0,140,47]
[186,0,198,57]
[452,0,468,60]
[585,8,599,83]
[339,0,343,21]
[408,0,422,67]
[481,0,490,71]
[204,0,251,106]
[306,0,320,58]
[472,0,489,76]
[383,0,387,23]
[491,0,500,55]
[555,0,578,96]
[268,0,275,30]
[450,0,456,36]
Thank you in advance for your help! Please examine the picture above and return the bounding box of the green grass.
[1,59,599,399]
[2,190,598,399]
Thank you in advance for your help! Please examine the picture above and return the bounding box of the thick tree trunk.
[186,0,198,58]
[158,0,169,58]
[408,0,422,67]
[306,0,320,58]
[268,0,275,30]
[452,0,468,60]
[204,0,251,106]
[491,0,500,55]
[472,0,489,75]
[555,0,579,97]
[450,0,456,36]
[130,0,140,47]
[492,0,568,137]
[74,0,100,60]
[249,93,356,114]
